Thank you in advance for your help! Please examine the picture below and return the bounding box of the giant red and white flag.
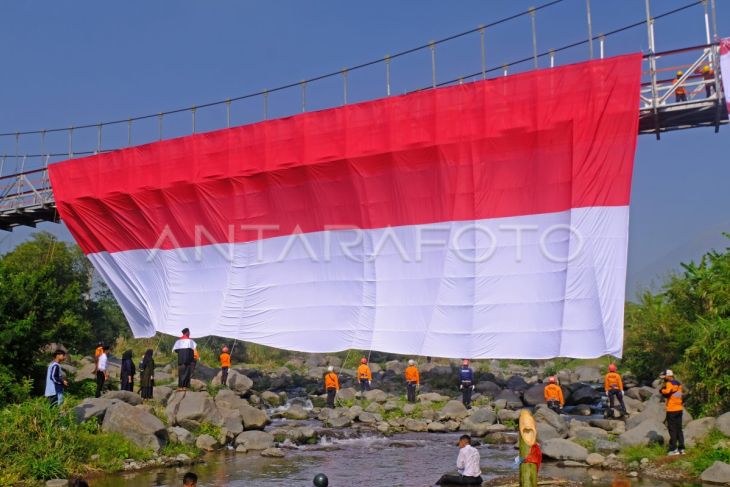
[50,54,641,358]
[721,38,730,111]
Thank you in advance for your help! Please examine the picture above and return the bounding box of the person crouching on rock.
[173,328,197,391]
[324,365,340,408]
[437,434,483,485]
[220,346,231,387]
[357,357,372,393]
[543,376,564,414]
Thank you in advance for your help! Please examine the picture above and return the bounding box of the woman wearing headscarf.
[139,348,155,400]
[120,350,136,392]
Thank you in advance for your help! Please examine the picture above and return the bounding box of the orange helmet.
[548,376,557,383]
[608,363,617,372]
[361,357,368,364]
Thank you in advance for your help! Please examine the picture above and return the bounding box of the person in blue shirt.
[459,359,475,409]
[45,349,68,407]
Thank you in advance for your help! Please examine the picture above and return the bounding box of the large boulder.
[523,384,546,407]
[534,404,568,435]
[215,389,247,411]
[166,391,222,429]
[593,439,621,454]
[475,381,502,398]
[405,419,428,432]
[619,420,669,447]
[572,426,609,442]
[469,407,496,425]
[325,416,352,428]
[717,412,730,437]
[235,430,274,450]
[102,390,143,406]
[72,398,119,423]
[495,390,523,409]
[574,367,602,383]
[626,397,665,430]
[218,369,253,395]
[168,426,194,445]
[685,417,717,447]
[337,388,357,402]
[440,401,469,420]
[418,392,450,403]
[364,389,388,403]
[569,385,601,405]
[261,391,283,406]
[101,401,168,451]
[541,439,589,462]
[220,410,244,440]
[700,461,730,484]
[506,375,530,392]
[154,386,174,405]
[283,404,309,420]
[196,434,220,451]
[240,404,269,430]
[537,422,563,441]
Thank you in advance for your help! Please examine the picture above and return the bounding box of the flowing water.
[91,430,700,487]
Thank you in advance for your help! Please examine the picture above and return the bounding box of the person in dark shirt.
[139,348,155,400]
[173,328,197,391]
[120,350,136,392]
[459,359,475,409]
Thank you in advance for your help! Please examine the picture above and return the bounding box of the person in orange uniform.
[94,342,104,372]
[543,376,564,414]
[357,357,372,393]
[675,71,687,102]
[324,365,340,408]
[660,369,685,455]
[604,363,627,416]
[220,346,231,387]
[695,65,715,97]
[405,359,420,403]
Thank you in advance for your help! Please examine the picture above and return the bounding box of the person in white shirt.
[437,434,483,485]
[172,328,197,390]
[95,346,109,398]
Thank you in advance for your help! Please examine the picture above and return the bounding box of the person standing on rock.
[357,357,372,393]
[120,350,136,392]
[459,359,475,409]
[94,341,104,372]
[95,345,109,398]
[604,363,627,416]
[543,376,564,414]
[220,346,231,387]
[324,365,340,408]
[45,349,68,407]
[405,359,420,403]
[173,328,197,391]
[139,348,155,400]
[436,434,483,485]
[660,369,685,455]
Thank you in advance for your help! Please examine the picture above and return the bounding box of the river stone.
[619,419,669,446]
[346,406,363,420]
[196,433,219,451]
[166,391,222,428]
[589,419,623,432]
[428,422,447,433]
[574,404,593,416]
[469,407,496,425]
[403,403,416,415]
[364,389,388,403]
[75,362,96,380]
[441,400,469,420]
[102,401,168,451]
[717,412,730,437]
[486,432,515,444]
[495,390,523,409]
[240,404,269,430]
[383,401,399,412]
[626,398,665,430]
[475,381,502,398]
[560,460,589,468]
[700,461,730,484]
[261,447,285,458]
[220,411,244,439]
[72,398,119,423]
[522,384,546,406]
[215,389,247,411]
[405,419,429,432]
[168,426,194,445]
[537,422,563,441]
[506,375,530,392]
[418,392,450,403]
[227,370,254,395]
[573,426,609,441]
[235,430,274,450]
[283,404,309,420]
[365,402,384,414]
[570,385,601,405]
[189,379,207,391]
[685,417,717,447]
[498,409,520,422]
[287,426,317,443]
[45,481,68,487]
[575,366,602,383]
[154,386,174,405]
[594,439,621,454]
[542,439,589,462]
[337,387,357,401]
[103,390,143,406]
[325,416,352,428]
[534,404,568,435]
[358,412,380,424]
[261,391,282,406]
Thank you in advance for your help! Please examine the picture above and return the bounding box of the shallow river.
[92,430,699,487]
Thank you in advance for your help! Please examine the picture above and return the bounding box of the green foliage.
[160,441,200,458]
[0,398,151,483]
[682,430,730,475]
[197,422,221,438]
[623,235,730,416]
[620,443,667,464]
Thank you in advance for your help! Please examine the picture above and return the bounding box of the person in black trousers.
[173,328,197,391]
[120,350,136,392]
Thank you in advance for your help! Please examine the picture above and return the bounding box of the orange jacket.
[405,365,420,385]
[193,349,200,361]
[604,372,623,392]
[357,364,372,381]
[544,384,564,406]
[325,372,340,390]
[676,83,687,95]
[95,346,104,358]
[220,352,231,368]
[660,379,683,412]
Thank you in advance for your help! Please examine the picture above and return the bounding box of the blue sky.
[0,0,728,297]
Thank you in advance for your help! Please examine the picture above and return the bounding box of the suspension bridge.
[0,0,727,232]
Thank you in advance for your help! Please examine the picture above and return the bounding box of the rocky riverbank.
[62,355,730,484]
